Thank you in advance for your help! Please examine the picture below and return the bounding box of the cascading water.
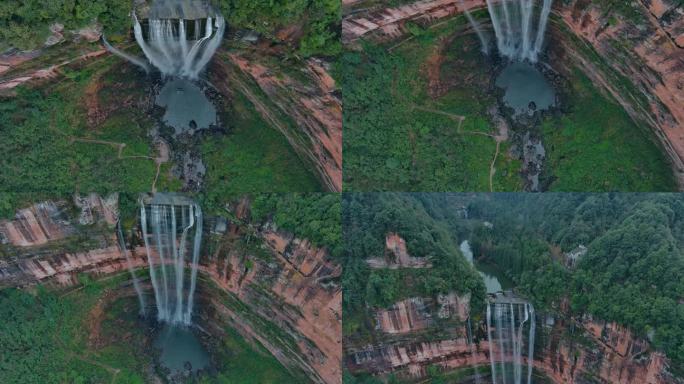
[466,0,553,62]
[116,220,147,315]
[460,0,489,54]
[104,0,226,79]
[140,196,203,325]
[486,301,536,384]
[133,13,225,79]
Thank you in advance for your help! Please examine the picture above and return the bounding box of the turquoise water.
[156,78,217,134]
[495,62,555,116]
[154,325,210,375]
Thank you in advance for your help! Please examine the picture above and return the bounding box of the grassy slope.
[0,54,159,195]
[543,66,677,191]
[343,17,521,191]
[0,274,149,383]
[201,90,322,199]
[1,42,322,196]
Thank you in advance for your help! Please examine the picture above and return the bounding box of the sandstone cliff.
[345,304,683,383]
[210,52,343,192]
[0,199,342,384]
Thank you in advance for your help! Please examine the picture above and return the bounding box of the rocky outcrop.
[349,339,482,377]
[0,245,147,287]
[342,0,486,44]
[201,228,342,383]
[0,49,107,92]
[211,52,342,191]
[0,201,73,247]
[376,298,433,334]
[366,233,431,268]
[73,193,119,226]
[374,293,470,335]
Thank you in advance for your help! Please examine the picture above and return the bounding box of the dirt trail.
[410,104,502,190]
[0,49,108,91]
[70,137,169,191]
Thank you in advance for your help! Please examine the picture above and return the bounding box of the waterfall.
[140,199,203,325]
[486,301,536,384]
[460,1,489,54]
[527,304,536,384]
[116,220,147,315]
[465,0,554,62]
[103,36,150,73]
[132,13,226,79]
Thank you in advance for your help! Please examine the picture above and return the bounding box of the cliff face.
[210,52,343,192]
[345,306,683,384]
[0,201,342,384]
[200,227,342,384]
[0,201,73,247]
[555,0,684,187]
[366,233,431,269]
[0,245,147,287]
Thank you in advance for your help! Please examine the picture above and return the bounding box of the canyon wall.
[199,227,342,384]
[210,52,343,192]
[0,202,342,384]
[0,201,73,247]
[345,305,683,383]
[555,0,684,187]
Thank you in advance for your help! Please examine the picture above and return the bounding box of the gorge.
[0,0,342,194]
[342,193,684,384]
[0,193,342,383]
[342,0,684,192]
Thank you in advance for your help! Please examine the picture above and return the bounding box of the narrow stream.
[460,240,514,294]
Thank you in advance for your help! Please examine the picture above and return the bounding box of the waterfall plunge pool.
[495,62,556,117]
[154,325,210,376]
[155,78,217,135]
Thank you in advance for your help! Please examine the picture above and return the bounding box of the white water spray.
[133,13,225,79]
[486,301,536,384]
[467,0,553,62]
[140,198,203,325]
[460,1,489,54]
[103,36,150,74]
[116,220,147,315]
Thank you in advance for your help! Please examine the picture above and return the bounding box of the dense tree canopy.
[0,0,340,56]
[418,193,684,372]
[342,193,684,373]
[251,193,342,258]
[342,193,486,313]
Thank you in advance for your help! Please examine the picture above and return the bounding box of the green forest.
[0,0,340,57]
[342,193,487,339]
[343,193,684,373]
[250,193,342,258]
